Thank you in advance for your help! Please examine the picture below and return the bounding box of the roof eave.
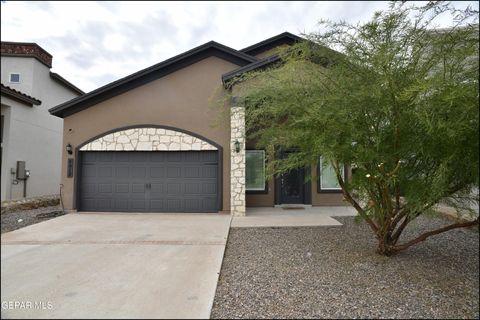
[50,72,84,95]
[240,32,302,56]
[222,55,282,86]
[1,85,42,106]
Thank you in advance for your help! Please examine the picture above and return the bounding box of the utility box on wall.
[16,161,26,180]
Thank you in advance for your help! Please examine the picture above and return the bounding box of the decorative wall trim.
[1,42,53,68]
[79,127,217,151]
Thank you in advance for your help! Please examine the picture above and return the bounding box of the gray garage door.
[78,151,219,212]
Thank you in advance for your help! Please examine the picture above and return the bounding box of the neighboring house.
[1,42,84,201]
[49,32,346,216]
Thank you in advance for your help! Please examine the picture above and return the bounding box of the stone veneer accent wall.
[80,127,217,151]
[230,106,246,216]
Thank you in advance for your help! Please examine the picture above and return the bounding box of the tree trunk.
[376,237,396,256]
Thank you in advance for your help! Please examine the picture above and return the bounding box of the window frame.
[246,149,268,194]
[9,73,21,83]
[317,157,347,193]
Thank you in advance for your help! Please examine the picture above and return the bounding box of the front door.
[280,168,305,204]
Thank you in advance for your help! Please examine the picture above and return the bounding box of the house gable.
[49,41,257,118]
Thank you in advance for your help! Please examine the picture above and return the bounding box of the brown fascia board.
[50,72,84,95]
[1,83,42,106]
[49,41,257,118]
[240,31,303,56]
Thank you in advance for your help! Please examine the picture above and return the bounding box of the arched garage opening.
[75,125,222,213]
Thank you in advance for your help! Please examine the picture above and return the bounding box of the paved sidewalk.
[232,206,356,228]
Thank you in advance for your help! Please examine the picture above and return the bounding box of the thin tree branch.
[333,161,379,232]
[391,214,411,244]
[392,218,479,252]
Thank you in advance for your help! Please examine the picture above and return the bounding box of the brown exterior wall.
[60,56,238,212]
[246,179,275,207]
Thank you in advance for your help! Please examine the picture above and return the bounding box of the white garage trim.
[80,127,217,151]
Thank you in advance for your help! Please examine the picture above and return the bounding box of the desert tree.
[230,1,479,255]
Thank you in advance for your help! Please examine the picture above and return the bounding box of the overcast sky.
[1,1,478,93]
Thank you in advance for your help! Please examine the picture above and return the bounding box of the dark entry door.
[78,151,219,212]
[280,168,305,204]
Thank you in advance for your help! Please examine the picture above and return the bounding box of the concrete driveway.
[1,213,232,319]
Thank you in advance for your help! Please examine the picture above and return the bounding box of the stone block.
[192,143,201,150]
[139,134,149,142]
[117,135,130,144]
[137,141,152,150]
[125,129,135,136]
[103,134,114,142]
[182,136,193,144]
[160,136,170,143]
[91,141,102,150]
[157,143,168,150]
[124,143,134,151]
[180,143,191,150]
[169,142,180,150]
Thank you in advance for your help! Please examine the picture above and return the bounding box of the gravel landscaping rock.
[211,216,479,319]
[1,205,65,234]
[1,195,60,214]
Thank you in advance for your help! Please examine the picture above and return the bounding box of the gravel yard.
[1,205,65,234]
[211,216,479,319]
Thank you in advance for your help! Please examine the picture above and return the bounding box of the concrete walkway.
[1,213,232,319]
[232,206,356,228]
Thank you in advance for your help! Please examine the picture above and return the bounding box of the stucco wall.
[246,179,275,207]
[1,103,12,201]
[0,56,35,95]
[61,56,237,212]
[1,57,80,201]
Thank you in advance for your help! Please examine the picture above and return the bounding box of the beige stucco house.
[49,32,347,216]
[1,42,83,201]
